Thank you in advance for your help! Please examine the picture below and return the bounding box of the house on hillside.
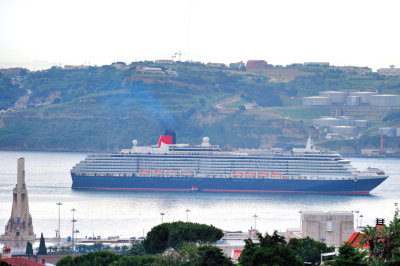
[206,62,226,68]
[155,59,175,65]
[229,61,245,70]
[245,60,273,69]
[136,66,164,74]
[347,218,385,249]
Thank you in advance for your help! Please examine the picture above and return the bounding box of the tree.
[178,242,198,262]
[358,203,400,264]
[192,245,233,266]
[57,251,121,266]
[125,240,146,256]
[326,243,367,266]
[25,241,33,255]
[143,222,223,254]
[288,236,334,265]
[37,233,47,255]
[239,231,302,266]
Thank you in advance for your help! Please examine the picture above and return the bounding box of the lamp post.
[298,210,302,230]
[160,212,165,223]
[71,208,77,253]
[56,202,62,246]
[353,210,360,231]
[253,214,258,230]
[74,229,80,252]
[185,209,190,222]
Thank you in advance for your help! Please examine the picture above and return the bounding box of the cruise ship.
[71,130,388,194]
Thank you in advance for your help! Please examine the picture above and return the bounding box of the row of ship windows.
[85,157,343,164]
[74,168,353,175]
[75,163,351,170]
[81,161,347,169]
[87,153,342,161]
[75,174,354,181]
[76,165,351,172]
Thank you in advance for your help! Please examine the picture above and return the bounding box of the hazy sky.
[1,0,399,70]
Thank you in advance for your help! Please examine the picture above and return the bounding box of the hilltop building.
[304,62,329,67]
[155,59,175,65]
[206,62,226,68]
[0,158,36,250]
[377,67,400,75]
[229,61,245,70]
[246,60,272,69]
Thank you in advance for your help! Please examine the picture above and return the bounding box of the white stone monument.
[0,158,36,250]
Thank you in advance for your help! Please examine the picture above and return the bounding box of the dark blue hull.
[71,173,387,194]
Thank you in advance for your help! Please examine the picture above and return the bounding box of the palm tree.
[359,225,379,259]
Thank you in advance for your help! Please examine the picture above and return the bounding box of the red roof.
[1,257,43,266]
[232,249,242,259]
[347,232,369,249]
[347,225,385,249]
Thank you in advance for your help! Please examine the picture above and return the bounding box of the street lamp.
[56,202,62,246]
[353,210,360,231]
[71,208,77,253]
[298,210,302,230]
[160,212,165,223]
[185,209,190,222]
[74,229,80,252]
[253,214,258,230]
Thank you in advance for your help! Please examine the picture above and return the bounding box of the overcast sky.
[1,0,399,70]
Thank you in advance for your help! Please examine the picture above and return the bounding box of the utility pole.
[253,214,258,230]
[185,209,190,222]
[353,210,359,231]
[56,202,62,246]
[71,208,77,253]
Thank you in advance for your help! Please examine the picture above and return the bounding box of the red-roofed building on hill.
[155,59,175,65]
[246,60,273,69]
[347,231,370,249]
[347,218,385,249]
[1,257,43,266]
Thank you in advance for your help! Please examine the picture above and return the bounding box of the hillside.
[1,62,400,152]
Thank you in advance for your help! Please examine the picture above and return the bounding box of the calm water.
[0,151,399,239]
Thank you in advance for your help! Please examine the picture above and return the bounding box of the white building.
[287,211,354,247]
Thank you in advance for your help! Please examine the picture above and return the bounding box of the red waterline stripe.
[73,187,191,191]
[202,189,369,194]
[73,187,369,194]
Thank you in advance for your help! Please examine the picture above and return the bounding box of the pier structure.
[0,158,36,250]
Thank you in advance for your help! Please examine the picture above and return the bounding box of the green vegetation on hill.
[0,72,25,109]
[1,62,400,151]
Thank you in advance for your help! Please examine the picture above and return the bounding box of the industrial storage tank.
[313,117,345,127]
[370,94,400,107]
[319,91,347,104]
[348,91,377,104]
[329,126,358,137]
[346,96,360,106]
[351,120,369,128]
[302,96,331,106]
[379,127,396,137]
[338,116,351,126]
